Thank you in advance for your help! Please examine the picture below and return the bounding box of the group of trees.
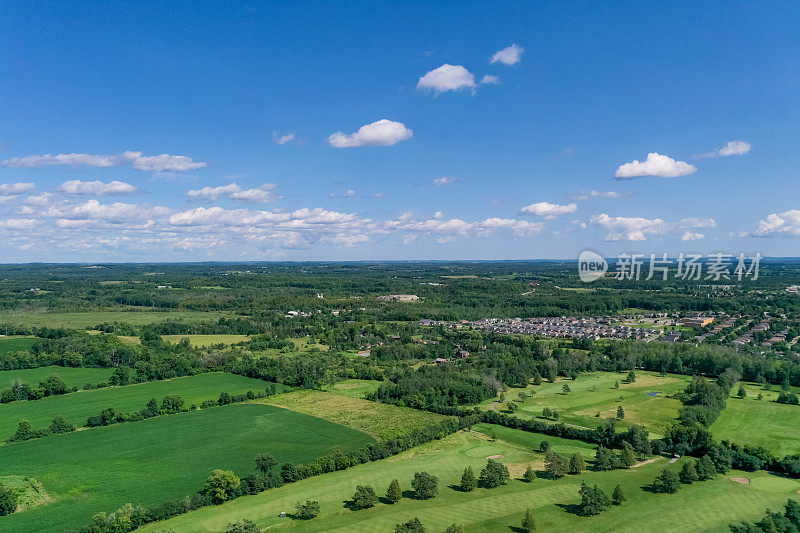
[7,415,74,443]
[0,373,72,403]
[730,499,800,533]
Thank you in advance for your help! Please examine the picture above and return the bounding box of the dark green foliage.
[8,419,35,442]
[578,483,611,516]
[460,466,477,492]
[624,371,636,383]
[49,414,75,434]
[680,461,699,483]
[294,500,320,520]
[386,478,402,503]
[411,471,438,499]
[255,454,277,474]
[616,405,625,420]
[730,499,800,533]
[478,459,510,488]
[737,386,747,399]
[697,454,718,480]
[204,469,240,504]
[445,524,463,533]
[395,517,425,533]
[594,445,616,471]
[619,442,637,468]
[160,394,184,414]
[539,440,551,452]
[521,508,536,532]
[0,482,17,516]
[351,485,378,510]
[568,452,585,474]
[226,519,259,533]
[652,468,681,494]
[562,383,571,394]
[545,451,567,478]
[612,484,626,505]
[777,392,799,405]
[523,464,536,482]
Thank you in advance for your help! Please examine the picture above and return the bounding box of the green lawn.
[0,404,375,533]
[0,365,114,389]
[712,382,800,456]
[4,310,233,329]
[0,336,36,354]
[137,429,800,533]
[0,372,280,440]
[476,371,689,437]
[322,379,382,398]
[472,423,597,461]
[161,334,251,346]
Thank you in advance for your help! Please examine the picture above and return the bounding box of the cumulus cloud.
[44,199,170,224]
[328,119,413,148]
[187,183,280,203]
[273,132,296,145]
[0,218,37,229]
[58,180,138,196]
[433,176,458,186]
[573,190,624,200]
[681,232,705,241]
[614,152,697,179]
[746,209,800,237]
[590,213,715,241]
[1,151,206,172]
[520,202,578,219]
[490,44,524,65]
[480,75,500,85]
[0,183,35,194]
[417,64,477,94]
[697,140,752,158]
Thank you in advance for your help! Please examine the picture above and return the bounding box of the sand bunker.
[731,477,750,484]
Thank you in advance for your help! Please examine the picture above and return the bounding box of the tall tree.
[568,452,586,474]
[578,483,611,516]
[680,461,699,484]
[386,479,402,503]
[545,451,567,478]
[594,445,616,471]
[612,484,626,505]
[460,466,477,492]
[352,485,378,510]
[412,471,438,500]
[652,469,681,494]
[523,464,536,483]
[521,508,536,532]
[479,459,510,488]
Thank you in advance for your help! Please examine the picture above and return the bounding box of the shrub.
[411,471,438,500]
[294,500,320,520]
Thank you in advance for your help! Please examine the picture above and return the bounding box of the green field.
[4,310,234,329]
[0,372,278,440]
[473,423,597,461]
[161,334,251,346]
[138,428,800,533]
[322,378,382,398]
[712,382,800,456]
[0,336,36,354]
[262,390,450,440]
[0,403,375,533]
[476,371,689,437]
[0,365,114,389]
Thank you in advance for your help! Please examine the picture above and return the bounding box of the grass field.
[0,365,114,389]
[138,428,800,533]
[476,371,689,437]
[322,379,382,398]
[712,381,800,456]
[0,404,376,533]
[260,390,450,440]
[0,372,279,439]
[472,423,597,461]
[5,310,233,329]
[161,334,251,346]
[0,336,36,354]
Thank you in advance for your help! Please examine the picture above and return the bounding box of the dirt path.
[632,456,664,468]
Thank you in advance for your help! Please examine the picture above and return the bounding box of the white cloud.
[590,213,715,241]
[520,202,578,219]
[573,190,624,200]
[433,176,458,186]
[490,44,524,65]
[0,218,37,229]
[681,232,705,241]
[187,183,280,203]
[417,64,477,94]
[1,151,206,172]
[480,75,500,85]
[0,182,35,194]
[697,140,752,158]
[478,217,544,237]
[614,152,697,179]
[273,132,296,145]
[45,199,170,223]
[328,119,413,148]
[747,209,800,237]
[58,180,138,196]
[330,189,356,199]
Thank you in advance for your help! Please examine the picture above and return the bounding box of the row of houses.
[421,317,659,341]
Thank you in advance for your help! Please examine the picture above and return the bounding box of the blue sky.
[0,1,798,261]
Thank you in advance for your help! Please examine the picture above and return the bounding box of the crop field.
[0,365,114,389]
[137,428,800,533]
[476,371,689,437]
[161,334,251,346]
[0,336,36,354]
[4,310,234,329]
[322,378,381,398]
[0,372,280,439]
[260,389,450,440]
[0,403,375,533]
[712,381,800,456]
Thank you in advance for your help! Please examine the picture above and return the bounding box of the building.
[378,294,420,302]
[679,317,713,328]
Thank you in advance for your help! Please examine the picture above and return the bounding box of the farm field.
[0,403,375,533]
[322,378,381,398]
[260,389,450,440]
[3,310,234,329]
[476,371,689,437]
[138,429,800,533]
[161,334,251,346]
[0,336,36,354]
[0,365,114,389]
[0,372,279,439]
[712,382,800,456]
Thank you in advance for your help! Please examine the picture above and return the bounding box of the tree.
[612,484,626,505]
[652,469,681,494]
[255,454,277,474]
[625,371,636,383]
[545,451,567,478]
[697,455,717,480]
[479,459,510,488]
[0,482,17,516]
[617,405,625,420]
[782,377,791,392]
[446,524,463,533]
[386,478,402,503]
[521,508,536,532]
[411,471,438,500]
[757,393,764,401]
[161,394,184,413]
[594,445,616,471]
[578,483,611,516]
[205,469,240,504]
[680,461,699,484]
[507,402,518,413]
[568,452,586,474]
[460,466,477,492]
[294,500,320,520]
[737,386,747,399]
[619,442,637,468]
[40,373,68,396]
[8,420,34,442]
[614,381,620,390]
[523,464,536,483]
[540,440,551,452]
[562,383,571,394]
[395,517,425,532]
[49,415,75,434]
[352,485,378,510]
[226,519,259,533]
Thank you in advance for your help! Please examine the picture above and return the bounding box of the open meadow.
[0,365,114,389]
[0,403,375,533]
[161,334,251,346]
[3,310,234,329]
[137,428,800,533]
[0,336,36,354]
[0,372,278,439]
